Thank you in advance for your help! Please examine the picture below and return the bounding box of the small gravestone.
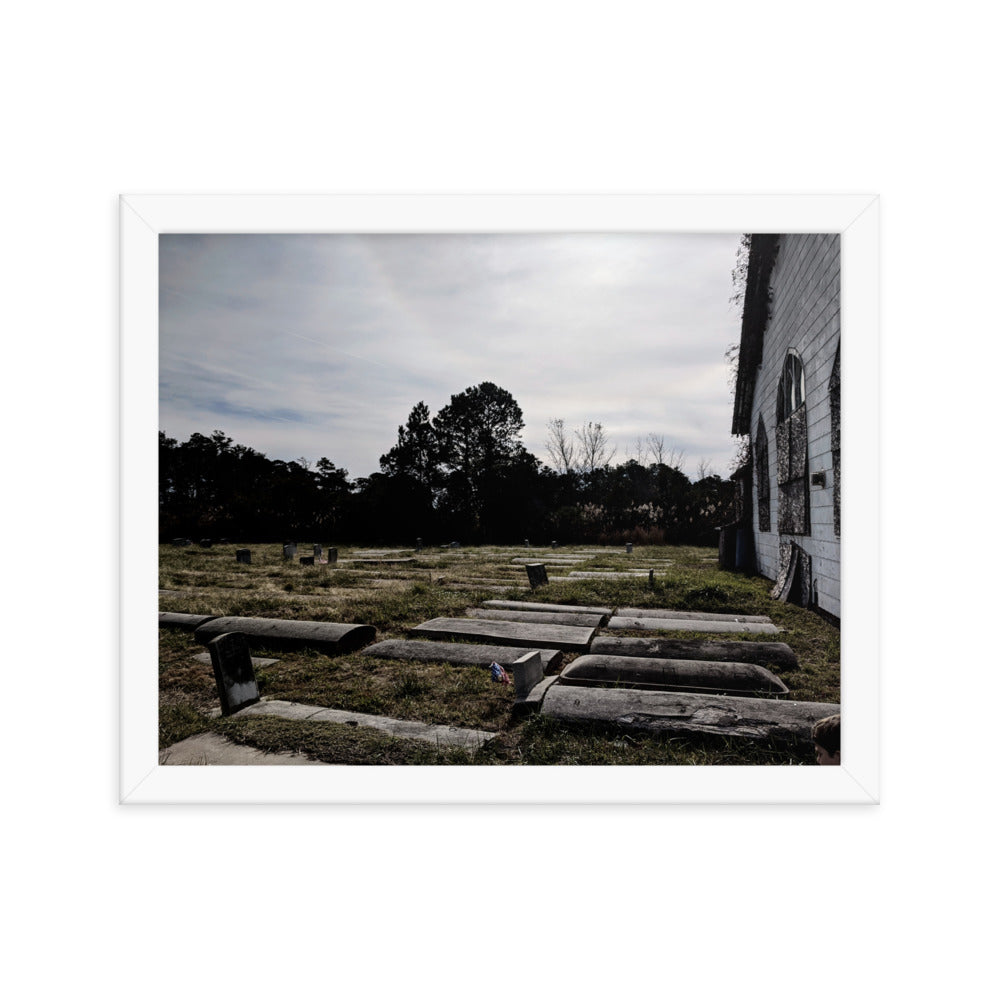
[236,548,251,564]
[525,563,549,589]
[551,540,558,549]
[313,543,323,559]
[648,570,655,585]
[416,537,423,552]
[512,651,545,699]
[199,538,213,548]
[626,542,633,554]
[328,547,338,564]
[300,555,314,566]
[524,538,530,548]
[207,632,260,715]
[451,540,461,548]
[171,537,192,547]
[282,543,295,559]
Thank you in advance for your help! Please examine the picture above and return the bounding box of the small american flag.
[490,661,512,685]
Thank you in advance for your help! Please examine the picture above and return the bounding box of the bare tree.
[696,457,713,481]
[544,418,576,474]
[575,421,617,473]
[627,435,647,466]
[646,433,666,465]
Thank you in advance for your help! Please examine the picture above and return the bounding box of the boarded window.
[776,352,810,535]
[754,416,771,533]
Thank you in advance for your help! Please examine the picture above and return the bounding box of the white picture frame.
[121,193,879,804]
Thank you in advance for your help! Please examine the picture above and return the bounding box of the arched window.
[830,342,840,537]
[754,415,771,533]
[776,350,810,535]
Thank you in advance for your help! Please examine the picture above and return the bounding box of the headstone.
[300,556,314,566]
[416,537,423,552]
[199,538,213,548]
[313,544,323,559]
[524,538,530,548]
[511,651,545,699]
[171,538,192,547]
[649,570,655,585]
[282,543,296,559]
[551,540,558,549]
[328,547,338,564]
[207,632,260,716]
[525,563,549,589]
[236,548,251,564]
[451,541,461,548]
[626,542,633,554]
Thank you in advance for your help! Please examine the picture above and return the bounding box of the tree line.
[159,382,735,545]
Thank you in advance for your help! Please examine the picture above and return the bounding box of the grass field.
[158,542,840,765]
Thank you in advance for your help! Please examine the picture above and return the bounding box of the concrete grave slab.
[606,616,782,635]
[410,617,595,653]
[364,639,563,672]
[483,600,614,616]
[193,651,279,669]
[617,607,773,624]
[589,636,798,671]
[541,686,839,743]
[194,616,375,653]
[467,607,608,628]
[159,612,220,631]
[559,654,789,695]
[239,700,493,749]
[159,732,326,766]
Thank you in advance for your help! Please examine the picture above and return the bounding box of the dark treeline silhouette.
[160,382,736,546]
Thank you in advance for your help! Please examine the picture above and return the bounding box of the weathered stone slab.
[207,633,260,716]
[467,608,608,628]
[237,700,493,749]
[346,557,416,565]
[236,548,251,564]
[410,617,595,653]
[193,651,279,669]
[590,636,798,671]
[559,654,789,695]
[525,563,549,589]
[483,600,614,616]
[194,616,375,653]
[541,686,839,743]
[159,612,220,631]
[617,607,773,624]
[606,616,781,635]
[364,639,563,672]
[568,570,652,577]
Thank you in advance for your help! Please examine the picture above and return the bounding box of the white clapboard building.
[731,233,841,622]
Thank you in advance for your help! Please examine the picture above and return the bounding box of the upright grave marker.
[626,542,633,554]
[328,547,338,564]
[207,632,260,715]
[525,563,549,589]
[282,542,296,559]
[236,548,251,564]
[313,543,323,559]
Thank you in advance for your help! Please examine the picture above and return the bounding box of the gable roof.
[731,234,780,435]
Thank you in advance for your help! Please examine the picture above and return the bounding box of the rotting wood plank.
[541,685,838,743]
[617,607,773,624]
[467,607,608,628]
[363,639,563,672]
[606,615,781,635]
[589,636,798,672]
[193,616,375,653]
[559,654,789,695]
[410,617,595,653]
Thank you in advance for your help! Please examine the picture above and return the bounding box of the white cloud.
[160,232,745,479]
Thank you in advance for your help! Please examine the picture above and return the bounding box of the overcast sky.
[159,233,744,480]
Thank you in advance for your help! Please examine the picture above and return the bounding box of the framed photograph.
[121,193,879,804]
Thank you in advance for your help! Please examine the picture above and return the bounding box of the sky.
[159,232,745,480]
